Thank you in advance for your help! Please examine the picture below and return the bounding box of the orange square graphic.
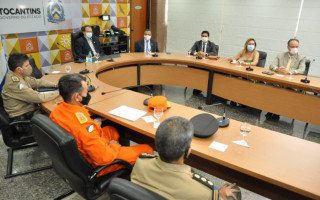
[117,17,127,28]
[89,4,102,17]
[19,38,39,54]
[60,49,74,63]
[58,29,73,34]
[117,0,128,3]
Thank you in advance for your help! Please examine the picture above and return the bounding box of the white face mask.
[290,48,298,55]
[202,37,208,43]
[144,35,151,41]
[86,32,93,38]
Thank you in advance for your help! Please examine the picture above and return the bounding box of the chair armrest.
[9,120,31,126]
[88,159,133,181]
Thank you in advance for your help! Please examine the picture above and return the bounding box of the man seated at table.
[2,52,59,128]
[190,30,218,58]
[269,38,306,75]
[267,38,306,119]
[50,73,153,176]
[134,29,159,53]
[75,25,104,59]
[131,116,241,200]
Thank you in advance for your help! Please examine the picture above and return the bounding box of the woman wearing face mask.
[230,38,259,66]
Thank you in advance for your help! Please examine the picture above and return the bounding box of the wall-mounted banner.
[0,0,81,34]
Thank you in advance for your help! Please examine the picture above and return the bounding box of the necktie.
[146,41,149,53]
[286,56,292,70]
[203,43,206,52]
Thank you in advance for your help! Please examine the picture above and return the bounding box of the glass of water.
[95,53,100,63]
[153,107,163,128]
[187,50,192,57]
[239,123,251,146]
[65,65,71,73]
[238,58,243,67]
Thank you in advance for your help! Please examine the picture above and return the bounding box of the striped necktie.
[286,56,292,70]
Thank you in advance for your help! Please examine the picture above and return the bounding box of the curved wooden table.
[41,53,320,200]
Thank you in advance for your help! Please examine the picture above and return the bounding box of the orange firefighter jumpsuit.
[50,101,153,176]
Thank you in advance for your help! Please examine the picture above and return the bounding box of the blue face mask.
[86,32,93,38]
[247,45,255,51]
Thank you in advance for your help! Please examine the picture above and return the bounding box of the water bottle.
[87,51,92,63]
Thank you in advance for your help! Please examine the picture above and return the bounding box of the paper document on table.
[109,105,147,121]
[276,74,284,77]
[209,141,228,152]
[52,71,60,74]
[142,115,156,123]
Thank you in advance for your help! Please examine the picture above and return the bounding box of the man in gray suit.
[269,38,306,75]
[190,30,218,57]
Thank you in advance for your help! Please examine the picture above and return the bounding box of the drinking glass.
[147,48,151,56]
[65,65,71,73]
[187,50,192,57]
[95,53,100,63]
[153,107,163,128]
[237,58,243,67]
[239,123,251,146]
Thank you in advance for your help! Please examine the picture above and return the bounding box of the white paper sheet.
[51,71,60,74]
[276,74,284,77]
[108,105,147,122]
[209,141,228,152]
[142,115,157,123]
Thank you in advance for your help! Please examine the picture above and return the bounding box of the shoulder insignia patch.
[11,76,20,82]
[139,153,156,159]
[192,173,214,189]
[86,124,94,133]
[17,83,24,90]
[75,112,88,124]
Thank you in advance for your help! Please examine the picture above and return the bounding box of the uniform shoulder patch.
[86,124,94,133]
[192,172,214,189]
[75,112,88,124]
[139,153,156,159]
[17,83,24,90]
[11,76,20,82]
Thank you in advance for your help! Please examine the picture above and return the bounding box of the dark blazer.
[75,36,104,59]
[134,40,159,53]
[190,40,218,56]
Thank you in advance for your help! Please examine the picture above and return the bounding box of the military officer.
[2,52,59,120]
[131,116,241,200]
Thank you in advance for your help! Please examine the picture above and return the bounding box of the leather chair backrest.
[215,45,219,56]
[29,56,43,79]
[257,50,267,68]
[71,31,83,60]
[107,178,166,200]
[0,96,34,147]
[91,25,100,37]
[304,59,310,76]
[31,114,94,198]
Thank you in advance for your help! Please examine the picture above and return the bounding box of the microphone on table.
[301,59,314,84]
[198,103,230,127]
[101,85,153,96]
[79,61,91,74]
[246,62,254,71]
[80,74,96,92]
[56,42,84,63]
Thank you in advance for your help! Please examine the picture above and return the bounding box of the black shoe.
[265,112,280,120]
[230,101,237,106]
[193,89,202,95]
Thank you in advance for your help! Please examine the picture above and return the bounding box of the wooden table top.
[41,53,320,199]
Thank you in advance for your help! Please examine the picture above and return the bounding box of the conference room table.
[41,53,320,200]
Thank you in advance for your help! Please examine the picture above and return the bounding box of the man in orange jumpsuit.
[50,73,153,176]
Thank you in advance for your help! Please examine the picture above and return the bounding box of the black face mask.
[80,93,91,105]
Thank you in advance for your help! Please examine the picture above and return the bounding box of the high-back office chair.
[107,178,166,200]
[257,50,267,68]
[29,56,43,79]
[304,59,311,76]
[71,31,83,60]
[91,25,100,37]
[31,114,133,200]
[0,97,51,178]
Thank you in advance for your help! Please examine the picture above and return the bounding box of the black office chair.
[29,56,43,79]
[91,25,100,37]
[71,31,83,60]
[0,97,51,179]
[107,178,166,200]
[304,59,310,76]
[257,50,267,68]
[31,114,133,200]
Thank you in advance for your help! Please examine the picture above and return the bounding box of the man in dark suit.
[75,25,104,59]
[134,29,159,53]
[190,30,218,57]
